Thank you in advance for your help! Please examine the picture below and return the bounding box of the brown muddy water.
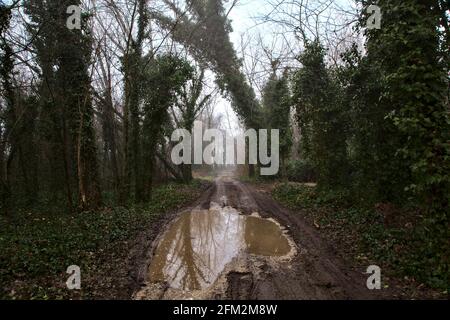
[147,204,291,291]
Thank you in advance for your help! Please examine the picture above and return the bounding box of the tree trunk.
[76,99,102,211]
[248,164,255,178]
[122,0,148,203]
[182,163,193,183]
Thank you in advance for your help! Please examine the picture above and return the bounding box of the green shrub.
[286,160,317,183]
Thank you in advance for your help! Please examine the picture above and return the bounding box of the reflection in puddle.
[148,205,291,291]
[245,216,291,256]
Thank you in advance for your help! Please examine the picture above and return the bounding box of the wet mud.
[134,174,387,300]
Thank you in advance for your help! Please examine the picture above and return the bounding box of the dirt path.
[134,174,388,300]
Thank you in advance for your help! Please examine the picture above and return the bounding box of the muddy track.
[243,184,384,299]
[134,175,390,300]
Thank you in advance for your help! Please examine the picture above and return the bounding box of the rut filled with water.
[147,204,292,291]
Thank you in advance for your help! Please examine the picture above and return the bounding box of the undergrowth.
[0,180,207,299]
[272,182,448,293]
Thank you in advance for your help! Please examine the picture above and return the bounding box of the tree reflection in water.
[148,205,290,291]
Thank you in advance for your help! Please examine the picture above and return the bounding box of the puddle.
[148,204,291,291]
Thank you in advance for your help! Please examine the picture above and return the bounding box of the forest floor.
[0,181,211,299]
[134,172,446,300]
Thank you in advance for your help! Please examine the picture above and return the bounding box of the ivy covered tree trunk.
[292,41,348,188]
[365,0,449,205]
[24,0,102,210]
[122,0,148,203]
[100,88,120,195]
[141,55,194,199]
[361,0,450,284]
[262,69,292,179]
[76,99,102,211]
[0,27,14,215]
[174,68,212,184]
